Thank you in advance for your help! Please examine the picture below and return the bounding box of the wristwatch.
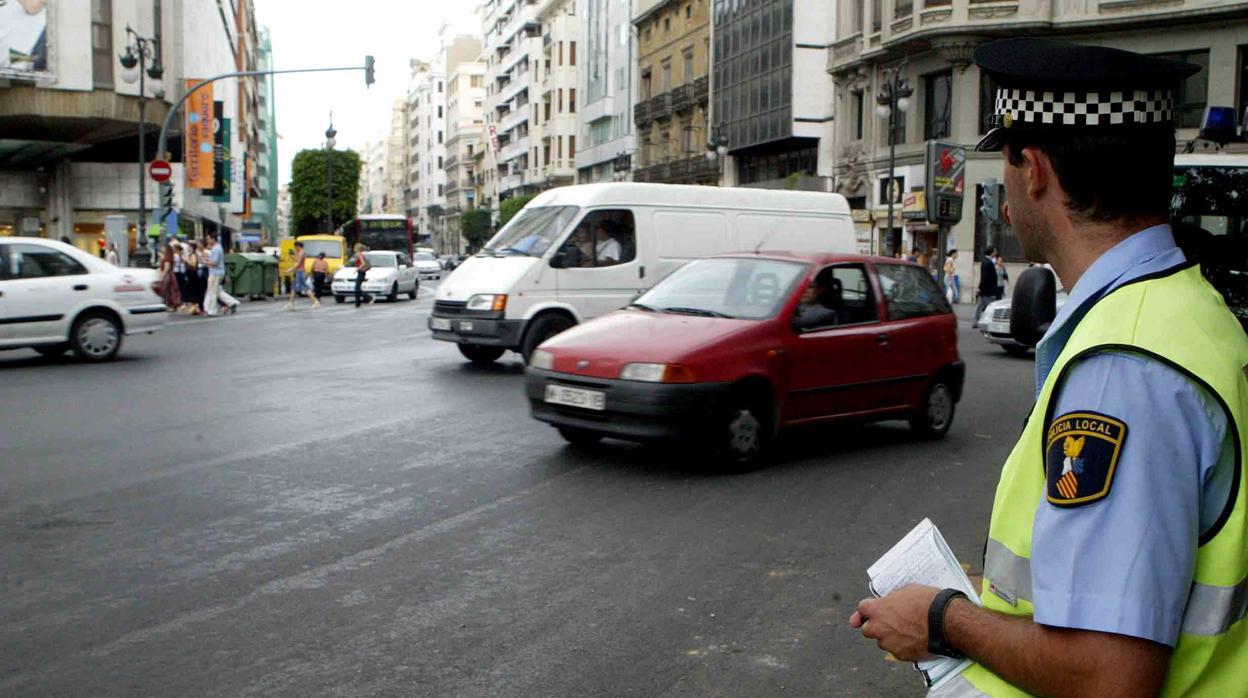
[927,588,968,659]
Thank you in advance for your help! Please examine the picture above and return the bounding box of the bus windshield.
[299,240,342,259]
[1172,163,1248,328]
[348,218,411,255]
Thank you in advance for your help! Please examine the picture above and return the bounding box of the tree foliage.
[290,149,362,236]
[461,208,493,252]
[498,194,536,230]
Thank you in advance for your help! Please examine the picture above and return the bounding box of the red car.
[525,252,964,466]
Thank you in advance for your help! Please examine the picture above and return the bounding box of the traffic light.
[160,182,176,223]
[364,55,375,88]
[979,179,999,225]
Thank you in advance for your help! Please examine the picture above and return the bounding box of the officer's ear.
[1016,145,1055,204]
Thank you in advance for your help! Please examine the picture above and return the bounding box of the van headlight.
[529,349,554,370]
[467,294,508,312]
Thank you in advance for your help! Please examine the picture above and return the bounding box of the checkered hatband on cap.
[990,88,1175,128]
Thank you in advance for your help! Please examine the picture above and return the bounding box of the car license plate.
[458,320,475,332]
[545,384,606,411]
[431,317,452,331]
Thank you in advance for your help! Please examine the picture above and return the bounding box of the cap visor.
[975,128,1005,152]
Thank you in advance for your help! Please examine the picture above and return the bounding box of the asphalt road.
[1,288,1034,697]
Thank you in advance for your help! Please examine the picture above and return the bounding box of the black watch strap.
[927,588,968,659]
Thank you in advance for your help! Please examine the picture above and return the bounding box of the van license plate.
[545,385,606,411]
[458,321,475,332]
[431,317,452,331]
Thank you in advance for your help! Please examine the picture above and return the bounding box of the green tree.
[289,149,362,235]
[498,194,535,229]
[461,208,492,252]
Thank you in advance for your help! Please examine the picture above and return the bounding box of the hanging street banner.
[185,79,215,189]
[209,104,229,199]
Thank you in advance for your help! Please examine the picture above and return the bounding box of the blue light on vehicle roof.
[1201,106,1238,132]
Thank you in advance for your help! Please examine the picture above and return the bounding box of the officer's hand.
[849,584,940,662]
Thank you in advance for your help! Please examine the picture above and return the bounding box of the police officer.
[850,38,1248,696]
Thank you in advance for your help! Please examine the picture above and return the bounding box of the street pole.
[885,96,895,256]
[120,26,163,267]
[138,69,147,257]
[876,67,911,259]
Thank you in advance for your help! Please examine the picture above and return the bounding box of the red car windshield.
[634,257,807,320]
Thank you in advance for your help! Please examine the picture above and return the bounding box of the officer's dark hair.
[985,245,997,256]
[1002,127,1174,225]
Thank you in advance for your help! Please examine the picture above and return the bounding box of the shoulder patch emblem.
[1045,411,1128,508]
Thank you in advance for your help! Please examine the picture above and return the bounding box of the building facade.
[576,0,637,183]
[250,26,279,243]
[385,98,407,214]
[0,0,267,255]
[827,0,1248,285]
[443,39,487,254]
[406,58,447,242]
[632,0,717,185]
[712,0,837,189]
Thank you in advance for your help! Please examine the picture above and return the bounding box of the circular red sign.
[148,160,172,182]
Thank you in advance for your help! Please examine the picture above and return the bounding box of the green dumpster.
[258,255,280,297]
[225,253,270,299]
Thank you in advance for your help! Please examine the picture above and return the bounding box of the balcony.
[694,76,709,104]
[446,154,459,170]
[497,71,529,105]
[499,104,530,133]
[650,93,673,121]
[635,156,718,184]
[671,84,693,113]
[499,137,528,164]
[500,171,525,193]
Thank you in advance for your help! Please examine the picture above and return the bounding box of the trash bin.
[225,253,271,299]
[258,255,280,297]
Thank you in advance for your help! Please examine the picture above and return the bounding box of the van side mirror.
[1010,267,1057,347]
[550,250,566,269]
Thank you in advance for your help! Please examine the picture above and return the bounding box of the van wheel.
[910,378,956,438]
[458,343,505,364]
[712,395,771,470]
[558,427,603,447]
[520,313,575,364]
[335,295,345,304]
[70,311,123,362]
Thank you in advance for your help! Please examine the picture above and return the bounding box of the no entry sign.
[149,160,173,183]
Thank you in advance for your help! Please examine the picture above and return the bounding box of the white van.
[429,183,855,363]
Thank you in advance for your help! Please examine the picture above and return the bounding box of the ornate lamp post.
[324,115,337,233]
[875,65,912,256]
[705,124,729,186]
[119,25,164,267]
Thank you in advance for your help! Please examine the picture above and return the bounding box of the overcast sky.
[255,0,480,190]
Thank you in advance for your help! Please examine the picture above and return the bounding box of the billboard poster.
[185,80,215,189]
[0,0,49,79]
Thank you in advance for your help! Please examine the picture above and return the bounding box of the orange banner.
[185,79,215,189]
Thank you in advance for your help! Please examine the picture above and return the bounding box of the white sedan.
[0,237,166,361]
[413,251,443,281]
[331,250,419,303]
[980,290,1068,356]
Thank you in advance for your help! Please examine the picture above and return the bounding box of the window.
[91,0,114,89]
[1154,49,1210,128]
[557,42,563,66]
[876,263,951,320]
[438,106,443,118]
[569,88,576,113]
[852,90,864,140]
[979,71,999,135]
[795,264,878,331]
[662,62,672,92]
[641,71,652,99]
[467,144,474,155]
[557,136,563,160]
[558,89,563,113]
[556,209,637,268]
[471,75,483,87]
[871,0,881,32]
[437,156,443,169]
[570,41,576,66]
[545,101,552,120]
[683,50,694,84]
[924,70,953,140]
[1239,45,1248,135]
[438,81,443,93]
[5,244,88,279]
[437,131,443,144]
[665,17,671,32]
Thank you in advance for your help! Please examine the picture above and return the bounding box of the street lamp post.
[705,124,729,186]
[325,115,337,233]
[119,25,164,267]
[875,65,912,257]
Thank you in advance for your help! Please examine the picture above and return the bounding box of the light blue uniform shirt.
[1030,224,1234,646]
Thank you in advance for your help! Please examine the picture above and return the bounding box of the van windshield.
[634,257,808,320]
[482,206,579,257]
[299,240,341,259]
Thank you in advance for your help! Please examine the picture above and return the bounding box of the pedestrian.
[157,243,182,310]
[183,241,203,315]
[850,39,1247,697]
[105,242,120,266]
[975,245,999,328]
[311,252,330,301]
[171,242,193,313]
[204,232,240,316]
[942,249,959,304]
[196,240,211,313]
[995,254,1008,300]
[285,241,319,309]
[350,243,372,308]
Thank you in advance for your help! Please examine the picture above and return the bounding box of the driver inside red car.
[793,269,849,331]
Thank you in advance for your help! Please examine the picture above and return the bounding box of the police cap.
[974,38,1201,152]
